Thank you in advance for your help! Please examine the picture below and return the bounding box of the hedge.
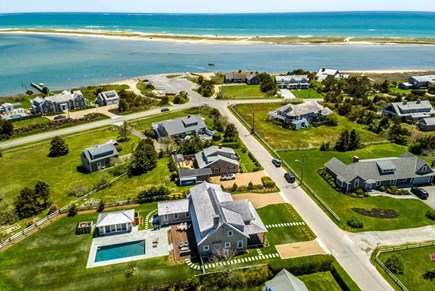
[261,176,276,188]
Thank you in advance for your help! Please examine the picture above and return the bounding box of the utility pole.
[251,110,255,134]
[295,154,305,185]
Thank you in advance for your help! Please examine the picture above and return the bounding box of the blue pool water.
[95,240,146,262]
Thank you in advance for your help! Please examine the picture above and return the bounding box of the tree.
[97,200,105,212]
[128,139,157,176]
[349,129,361,150]
[223,123,239,142]
[385,254,404,274]
[423,270,435,281]
[328,112,339,126]
[0,119,14,136]
[34,181,51,208]
[49,136,69,157]
[68,204,78,217]
[335,130,350,152]
[118,121,131,141]
[168,157,178,172]
[14,187,41,219]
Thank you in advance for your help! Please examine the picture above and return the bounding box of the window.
[203,245,209,252]
[376,181,381,187]
[174,213,179,219]
[422,166,427,172]
[354,179,359,188]
[224,242,231,249]
[237,240,243,249]
[185,212,190,218]
[390,180,397,185]
[164,215,168,220]
[227,230,233,237]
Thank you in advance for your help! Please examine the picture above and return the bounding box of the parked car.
[161,108,170,112]
[54,114,66,120]
[410,187,429,199]
[284,172,296,183]
[272,158,282,167]
[220,173,236,181]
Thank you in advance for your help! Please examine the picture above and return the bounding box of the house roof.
[158,199,189,216]
[82,143,118,162]
[271,101,332,118]
[384,100,435,117]
[178,168,212,179]
[410,75,435,83]
[264,269,308,291]
[45,90,84,104]
[96,209,135,227]
[225,71,256,80]
[275,75,309,83]
[154,115,206,136]
[325,153,434,183]
[315,68,348,81]
[195,146,240,169]
[420,117,435,126]
[189,182,267,244]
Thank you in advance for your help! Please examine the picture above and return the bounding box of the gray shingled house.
[157,182,267,258]
[95,90,120,106]
[224,72,260,85]
[275,75,309,89]
[158,199,190,226]
[81,143,119,173]
[263,269,308,291]
[382,100,435,121]
[152,115,208,138]
[408,75,435,88]
[31,90,87,114]
[268,101,332,130]
[177,168,212,186]
[419,117,435,131]
[195,146,240,175]
[325,153,435,193]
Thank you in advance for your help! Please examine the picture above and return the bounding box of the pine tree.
[335,130,350,152]
[223,123,239,142]
[349,129,361,150]
[34,181,51,208]
[49,136,69,157]
[128,139,157,176]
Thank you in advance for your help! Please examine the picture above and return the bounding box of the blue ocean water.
[1,33,435,96]
[1,12,435,38]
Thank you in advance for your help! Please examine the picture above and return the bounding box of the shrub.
[346,216,363,229]
[385,254,404,274]
[241,147,247,153]
[212,132,222,142]
[115,144,123,152]
[97,200,105,212]
[261,176,276,188]
[144,127,157,139]
[231,183,238,192]
[426,209,435,220]
[68,204,78,217]
[247,181,254,190]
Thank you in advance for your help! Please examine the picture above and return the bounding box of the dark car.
[410,187,429,199]
[284,172,296,183]
[272,158,281,167]
[161,108,170,112]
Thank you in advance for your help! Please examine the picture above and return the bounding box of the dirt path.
[276,240,326,259]
[233,193,284,209]
[210,170,266,187]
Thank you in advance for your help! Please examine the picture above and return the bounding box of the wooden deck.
[170,223,198,262]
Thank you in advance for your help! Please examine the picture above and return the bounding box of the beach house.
[382,99,435,121]
[419,117,435,131]
[224,71,260,85]
[324,153,435,193]
[408,75,435,88]
[275,75,309,89]
[152,115,209,138]
[95,90,120,106]
[31,90,87,114]
[194,145,240,175]
[315,68,349,82]
[80,142,119,173]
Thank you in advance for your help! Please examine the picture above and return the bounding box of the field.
[279,144,435,231]
[219,84,266,99]
[10,117,51,129]
[233,103,385,149]
[290,89,325,99]
[377,245,435,290]
[0,204,198,291]
[0,127,138,212]
[299,271,342,291]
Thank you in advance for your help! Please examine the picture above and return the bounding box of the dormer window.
[422,166,427,172]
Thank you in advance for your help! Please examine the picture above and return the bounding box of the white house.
[315,68,349,82]
[96,209,136,235]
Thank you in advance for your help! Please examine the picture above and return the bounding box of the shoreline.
[2,28,435,46]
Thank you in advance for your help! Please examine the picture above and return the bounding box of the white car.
[220,173,236,181]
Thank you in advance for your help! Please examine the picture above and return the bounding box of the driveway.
[210,170,266,187]
[279,89,296,99]
[421,185,435,209]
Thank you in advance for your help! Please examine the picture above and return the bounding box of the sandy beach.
[2,28,435,46]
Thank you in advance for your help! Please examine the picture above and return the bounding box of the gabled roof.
[155,115,206,136]
[98,90,119,100]
[178,168,212,178]
[158,199,189,216]
[195,146,240,169]
[410,75,435,83]
[82,143,118,162]
[420,117,435,126]
[275,75,309,83]
[384,100,435,116]
[96,209,135,227]
[45,90,84,103]
[264,269,308,291]
[271,101,332,118]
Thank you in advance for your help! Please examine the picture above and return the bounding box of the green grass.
[0,205,198,291]
[11,117,51,129]
[279,144,435,231]
[256,204,315,245]
[298,271,341,291]
[290,89,325,99]
[233,103,385,149]
[72,84,129,101]
[388,87,412,95]
[0,127,138,211]
[234,147,261,173]
[219,85,267,99]
[166,74,181,79]
[377,245,435,291]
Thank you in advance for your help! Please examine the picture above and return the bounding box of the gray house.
[419,117,435,131]
[195,146,240,175]
[157,182,267,258]
[152,115,208,138]
[31,90,87,114]
[0,103,14,114]
[268,101,332,130]
[382,100,435,121]
[81,143,119,173]
[224,72,260,85]
[275,75,309,89]
[95,90,120,106]
[178,168,212,186]
[158,199,190,226]
[408,75,435,88]
[325,153,435,193]
[263,269,308,291]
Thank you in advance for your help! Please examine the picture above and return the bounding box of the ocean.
[0,12,435,96]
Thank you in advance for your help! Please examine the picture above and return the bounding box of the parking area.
[210,170,266,187]
[233,193,284,209]
[421,185,435,209]
[276,240,326,259]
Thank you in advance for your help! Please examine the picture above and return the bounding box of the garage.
[413,176,433,185]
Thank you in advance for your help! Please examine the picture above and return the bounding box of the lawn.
[233,103,385,149]
[257,204,315,245]
[290,89,325,99]
[11,117,51,129]
[377,245,435,291]
[72,84,129,101]
[298,271,342,291]
[0,205,198,291]
[234,147,262,173]
[0,127,138,212]
[279,144,435,231]
[219,84,266,99]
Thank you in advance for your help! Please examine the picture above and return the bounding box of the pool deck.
[86,227,170,268]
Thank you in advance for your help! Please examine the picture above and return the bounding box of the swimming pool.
[8,114,22,119]
[95,240,146,262]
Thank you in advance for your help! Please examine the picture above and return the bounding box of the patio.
[170,223,198,262]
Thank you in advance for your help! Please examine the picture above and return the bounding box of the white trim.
[163,215,168,221]
[174,213,179,219]
[390,180,397,185]
[376,181,381,187]
[203,245,210,252]
[227,230,233,237]
[224,242,231,249]
[237,240,243,249]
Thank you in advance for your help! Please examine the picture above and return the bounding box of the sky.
[1,0,435,13]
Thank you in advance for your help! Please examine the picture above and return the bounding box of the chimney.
[403,99,407,105]
[213,215,220,229]
[218,145,222,149]
[353,156,359,163]
[416,98,421,104]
